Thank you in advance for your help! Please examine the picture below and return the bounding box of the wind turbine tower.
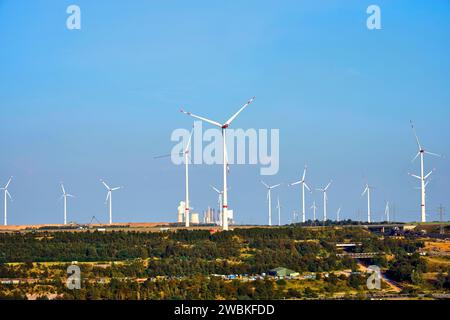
[155,127,194,227]
[181,97,256,231]
[60,183,74,225]
[409,121,441,223]
[311,201,317,222]
[210,185,224,226]
[183,129,193,227]
[316,181,332,222]
[385,201,390,223]
[261,181,281,226]
[290,165,311,223]
[1,177,12,226]
[100,179,122,225]
[361,183,373,223]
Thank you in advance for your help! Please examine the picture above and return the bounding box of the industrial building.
[268,267,299,277]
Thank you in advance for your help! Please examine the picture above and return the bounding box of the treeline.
[0,274,374,300]
[0,227,373,263]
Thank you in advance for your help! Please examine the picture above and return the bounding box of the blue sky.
[0,0,449,225]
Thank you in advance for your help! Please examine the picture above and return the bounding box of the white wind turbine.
[336,207,341,222]
[1,177,12,226]
[276,196,281,226]
[181,96,256,231]
[316,181,332,222]
[361,183,373,223]
[100,179,122,225]
[60,183,74,225]
[155,127,194,227]
[261,181,281,226]
[384,201,390,223]
[210,185,223,227]
[311,201,317,222]
[182,129,194,227]
[290,165,311,223]
[409,121,441,223]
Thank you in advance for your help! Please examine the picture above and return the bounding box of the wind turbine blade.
[408,173,421,180]
[324,181,332,191]
[224,96,256,126]
[410,120,422,150]
[154,152,179,159]
[61,183,66,195]
[67,194,75,198]
[425,151,442,157]
[180,109,222,127]
[361,186,368,197]
[4,177,12,189]
[424,169,435,180]
[411,152,420,162]
[290,180,301,186]
[270,183,281,189]
[210,185,221,194]
[6,190,12,200]
[261,180,269,188]
[304,183,311,192]
[302,166,307,181]
[101,180,110,190]
[111,187,122,191]
[185,127,194,153]
[105,191,110,203]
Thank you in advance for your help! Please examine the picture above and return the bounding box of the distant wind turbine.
[60,183,74,225]
[361,183,373,223]
[385,201,390,223]
[182,128,194,227]
[155,126,194,227]
[181,96,256,230]
[261,181,281,226]
[1,177,12,226]
[409,121,441,223]
[276,196,281,226]
[310,201,317,222]
[100,179,122,225]
[316,181,332,222]
[290,165,311,223]
[210,185,224,227]
[336,207,341,222]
